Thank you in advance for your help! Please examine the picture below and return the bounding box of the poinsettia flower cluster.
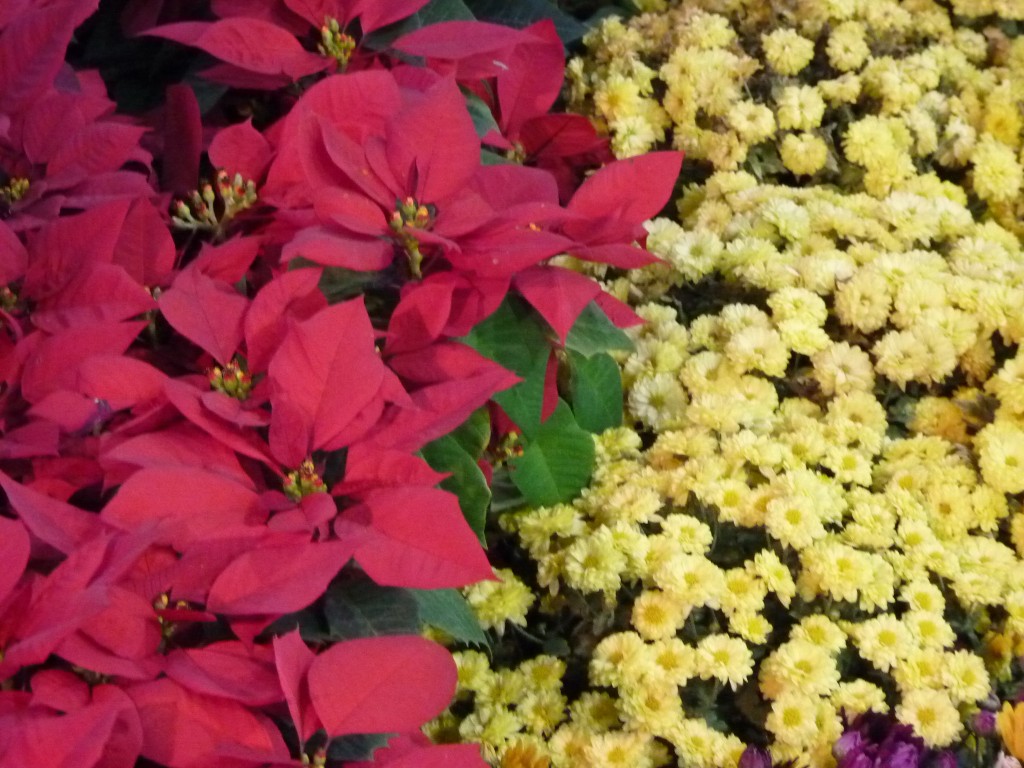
[0,2,681,767]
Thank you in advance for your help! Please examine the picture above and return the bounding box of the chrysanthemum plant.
[437,1,1024,768]
[0,0,682,765]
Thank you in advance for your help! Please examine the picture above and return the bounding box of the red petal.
[308,635,456,736]
[386,77,479,204]
[341,487,493,588]
[191,236,262,284]
[243,266,325,374]
[162,84,203,193]
[127,678,283,767]
[114,198,177,287]
[0,517,29,603]
[101,467,263,547]
[513,265,601,343]
[3,688,140,768]
[145,19,328,79]
[31,262,155,333]
[385,281,454,355]
[101,426,253,489]
[165,641,283,706]
[0,471,106,555]
[352,742,486,768]
[568,151,683,224]
[0,221,27,284]
[48,123,149,177]
[209,119,272,181]
[272,629,319,741]
[20,321,145,404]
[268,299,386,466]
[75,355,168,410]
[159,267,248,365]
[207,536,352,615]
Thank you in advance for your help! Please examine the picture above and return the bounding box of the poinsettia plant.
[0,0,681,766]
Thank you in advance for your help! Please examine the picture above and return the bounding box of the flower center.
[319,17,356,71]
[208,358,252,400]
[389,196,435,278]
[284,459,327,501]
[171,170,256,240]
[0,176,29,204]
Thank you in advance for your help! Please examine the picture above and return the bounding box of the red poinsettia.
[143,0,430,89]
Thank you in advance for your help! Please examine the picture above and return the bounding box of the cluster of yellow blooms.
[431,1,1024,767]
[568,0,1024,233]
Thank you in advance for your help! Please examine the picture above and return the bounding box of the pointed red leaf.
[191,236,262,284]
[162,84,203,193]
[0,517,29,604]
[20,321,144,404]
[101,426,253,488]
[23,202,130,299]
[341,487,493,588]
[282,227,393,271]
[307,635,456,736]
[352,742,486,768]
[0,221,27,285]
[75,354,168,410]
[386,281,454,355]
[165,641,283,706]
[330,448,446,496]
[163,379,277,467]
[145,19,328,79]
[2,688,140,768]
[29,669,90,713]
[386,78,479,204]
[101,468,263,547]
[568,151,683,224]
[370,366,518,453]
[159,267,248,365]
[115,198,177,287]
[48,122,149,177]
[273,629,319,741]
[209,119,272,181]
[80,586,162,661]
[31,262,155,333]
[243,267,325,374]
[0,471,106,555]
[513,265,601,343]
[128,679,284,768]
[207,536,352,615]
[0,2,99,112]
[268,299,386,466]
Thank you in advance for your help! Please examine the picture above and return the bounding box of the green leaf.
[421,435,491,545]
[508,400,595,505]
[450,407,491,457]
[493,351,548,438]
[327,734,393,762]
[567,350,623,433]
[323,578,421,640]
[465,0,587,44]
[565,302,634,358]
[490,466,527,513]
[461,297,552,437]
[481,148,511,165]
[412,589,488,647]
[464,90,500,140]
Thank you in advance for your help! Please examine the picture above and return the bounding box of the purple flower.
[833,712,956,768]
[739,746,772,768]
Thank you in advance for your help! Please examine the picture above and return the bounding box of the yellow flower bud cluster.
[569,0,1024,228]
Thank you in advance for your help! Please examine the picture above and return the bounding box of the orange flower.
[500,740,550,768]
[998,701,1024,760]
